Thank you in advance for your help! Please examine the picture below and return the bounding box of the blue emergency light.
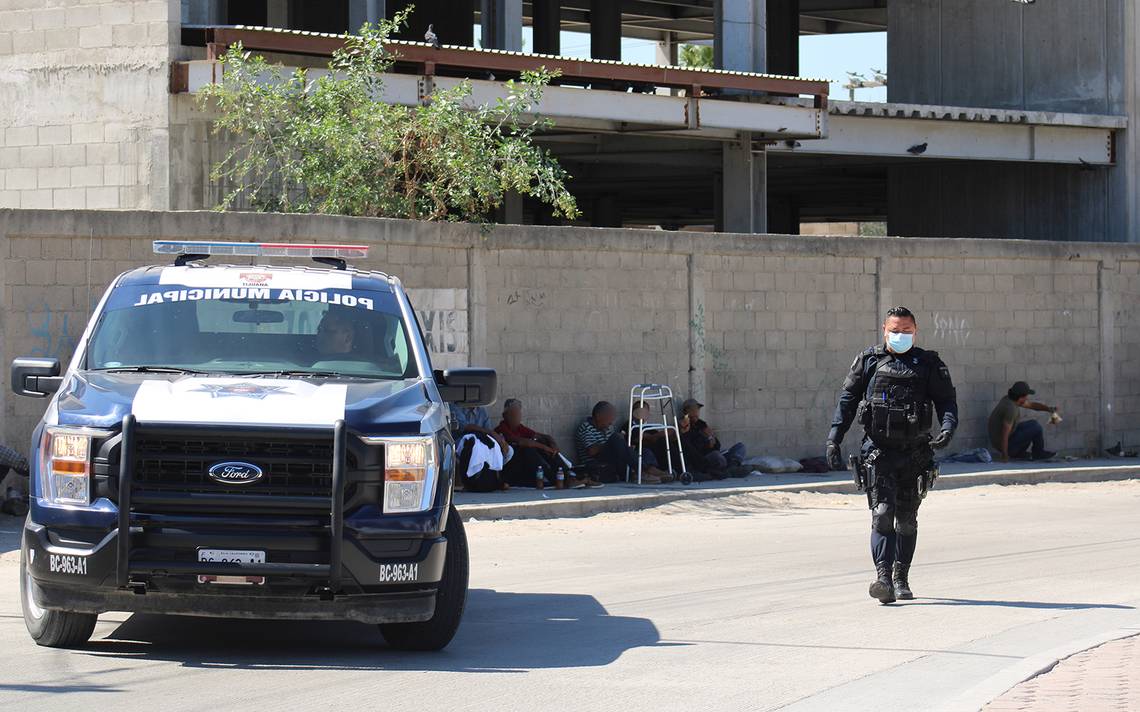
[153,240,369,259]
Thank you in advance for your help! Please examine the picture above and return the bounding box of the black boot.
[869,562,896,604]
[893,562,914,600]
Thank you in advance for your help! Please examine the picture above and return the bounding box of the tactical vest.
[858,353,933,449]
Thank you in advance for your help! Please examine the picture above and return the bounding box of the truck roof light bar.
[153,241,369,269]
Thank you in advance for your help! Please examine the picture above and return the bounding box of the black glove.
[930,430,953,450]
[825,441,844,471]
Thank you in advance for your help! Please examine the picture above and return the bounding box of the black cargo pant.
[864,443,931,568]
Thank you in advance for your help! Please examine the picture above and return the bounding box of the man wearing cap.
[826,306,958,605]
[679,399,747,478]
[988,382,1059,462]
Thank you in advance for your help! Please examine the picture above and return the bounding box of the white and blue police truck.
[12,240,494,650]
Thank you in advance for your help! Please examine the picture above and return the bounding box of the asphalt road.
[0,481,1138,711]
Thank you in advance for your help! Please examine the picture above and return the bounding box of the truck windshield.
[86,284,417,380]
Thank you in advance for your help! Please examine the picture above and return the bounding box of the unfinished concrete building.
[0,1,1135,241]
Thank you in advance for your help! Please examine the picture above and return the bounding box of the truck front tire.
[21,536,98,648]
[379,505,469,651]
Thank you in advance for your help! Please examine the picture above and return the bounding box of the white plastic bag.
[748,456,804,474]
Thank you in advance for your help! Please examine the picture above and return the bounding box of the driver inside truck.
[316,308,357,356]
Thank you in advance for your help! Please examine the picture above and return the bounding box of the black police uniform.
[828,343,958,603]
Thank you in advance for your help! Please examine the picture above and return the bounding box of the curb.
[455,464,1140,521]
[934,625,1140,712]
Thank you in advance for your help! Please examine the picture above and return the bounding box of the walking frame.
[626,384,688,485]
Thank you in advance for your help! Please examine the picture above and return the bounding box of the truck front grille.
[133,434,335,499]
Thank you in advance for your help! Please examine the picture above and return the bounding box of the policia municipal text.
[826,307,959,604]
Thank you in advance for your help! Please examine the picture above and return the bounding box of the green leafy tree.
[199,9,578,222]
[679,44,713,69]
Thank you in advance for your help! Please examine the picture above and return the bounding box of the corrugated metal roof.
[210,24,830,83]
[830,100,1127,129]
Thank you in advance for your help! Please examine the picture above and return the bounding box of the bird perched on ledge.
[425,24,440,48]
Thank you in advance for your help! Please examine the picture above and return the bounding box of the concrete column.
[349,0,385,32]
[714,0,768,234]
[766,0,799,76]
[481,0,522,50]
[722,135,767,234]
[533,0,560,54]
[467,247,488,368]
[655,33,678,66]
[1098,260,1117,450]
[267,0,289,28]
[590,0,621,60]
[688,253,708,409]
[1107,0,1139,242]
[713,0,766,73]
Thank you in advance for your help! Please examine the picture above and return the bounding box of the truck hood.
[54,372,442,435]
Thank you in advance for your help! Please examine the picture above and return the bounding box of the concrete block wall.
[0,0,177,210]
[701,253,879,456]
[484,245,690,440]
[2,209,1138,465]
[1114,260,1140,445]
[881,256,1101,454]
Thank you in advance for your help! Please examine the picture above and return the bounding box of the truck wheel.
[379,505,469,651]
[20,537,97,648]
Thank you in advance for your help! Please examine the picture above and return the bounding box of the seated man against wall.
[679,399,748,478]
[453,404,511,492]
[495,398,594,489]
[987,381,1060,462]
[575,401,672,484]
[625,400,685,476]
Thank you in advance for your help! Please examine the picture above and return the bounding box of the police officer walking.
[826,307,958,604]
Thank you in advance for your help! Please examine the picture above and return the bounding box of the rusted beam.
[170,61,189,94]
[203,26,829,99]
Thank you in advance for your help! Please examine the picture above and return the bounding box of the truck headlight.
[370,437,437,514]
[38,427,106,506]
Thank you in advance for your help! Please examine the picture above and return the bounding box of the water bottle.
[555,467,565,489]
[535,465,545,490]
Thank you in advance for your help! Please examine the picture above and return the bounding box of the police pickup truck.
[11,240,494,650]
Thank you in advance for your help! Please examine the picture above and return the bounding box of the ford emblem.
[207,462,264,486]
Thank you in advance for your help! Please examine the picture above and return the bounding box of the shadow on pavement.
[907,597,1135,610]
[0,683,125,694]
[0,514,22,555]
[80,588,666,673]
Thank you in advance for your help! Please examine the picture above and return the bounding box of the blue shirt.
[453,406,492,432]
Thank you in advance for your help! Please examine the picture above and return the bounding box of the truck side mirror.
[434,368,497,407]
[11,357,63,398]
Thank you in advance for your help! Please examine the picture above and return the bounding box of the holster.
[914,447,939,499]
[849,453,867,492]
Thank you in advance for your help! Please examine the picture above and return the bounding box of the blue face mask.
[887,332,914,353]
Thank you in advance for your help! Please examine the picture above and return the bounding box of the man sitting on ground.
[496,398,595,488]
[679,399,748,478]
[987,381,1060,462]
[453,405,511,492]
[575,401,672,484]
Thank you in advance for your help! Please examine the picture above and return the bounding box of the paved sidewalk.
[453,457,1140,520]
[984,634,1140,712]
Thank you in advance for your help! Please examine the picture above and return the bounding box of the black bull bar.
[115,415,348,594]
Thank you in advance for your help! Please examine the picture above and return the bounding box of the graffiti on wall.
[931,312,972,347]
[406,288,468,369]
[26,310,75,359]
